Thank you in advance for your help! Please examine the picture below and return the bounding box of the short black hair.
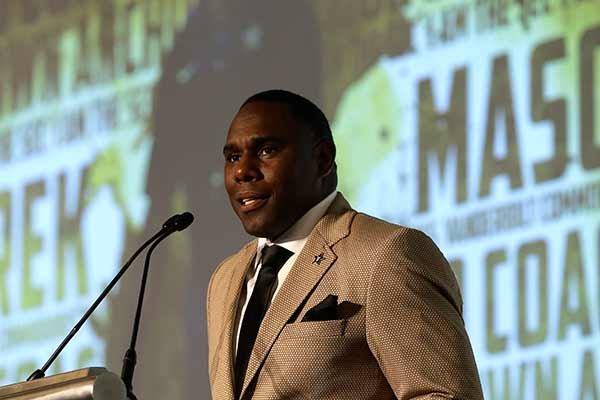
[241,89,334,144]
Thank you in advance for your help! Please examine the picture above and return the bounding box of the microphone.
[121,211,194,399]
[162,211,194,231]
[26,212,195,383]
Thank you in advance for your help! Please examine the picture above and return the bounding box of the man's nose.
[234,156,261,183]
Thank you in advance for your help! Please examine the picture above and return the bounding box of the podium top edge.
[0,367,107,398]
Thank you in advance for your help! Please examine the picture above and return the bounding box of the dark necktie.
[234,244,293,399]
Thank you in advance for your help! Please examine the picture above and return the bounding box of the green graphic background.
[1,1,599,399]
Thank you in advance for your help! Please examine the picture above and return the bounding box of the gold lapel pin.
[313,253,325,265]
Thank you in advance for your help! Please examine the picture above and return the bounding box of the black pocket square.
[301,294,338,322]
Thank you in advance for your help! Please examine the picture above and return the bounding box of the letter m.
[417,67,467,213]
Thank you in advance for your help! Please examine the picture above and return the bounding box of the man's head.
[223,89,336,240]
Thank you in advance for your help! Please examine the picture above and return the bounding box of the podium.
[0,368,126,400]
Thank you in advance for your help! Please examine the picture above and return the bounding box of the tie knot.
[260,244,293,273]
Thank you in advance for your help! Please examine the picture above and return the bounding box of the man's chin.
[240,218,274,239]
[239,216,289,240]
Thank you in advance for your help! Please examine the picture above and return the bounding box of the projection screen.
[1,1,599,399]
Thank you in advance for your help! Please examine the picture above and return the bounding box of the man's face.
[223,101,326,240]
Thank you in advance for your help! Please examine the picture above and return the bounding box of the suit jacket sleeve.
[365,228,483,399]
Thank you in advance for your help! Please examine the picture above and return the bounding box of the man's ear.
[315,140,336,177]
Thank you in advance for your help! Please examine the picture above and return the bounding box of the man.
[207,90,483,399]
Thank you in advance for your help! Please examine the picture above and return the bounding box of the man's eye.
[259,146,277,157]
[226,154,240,163]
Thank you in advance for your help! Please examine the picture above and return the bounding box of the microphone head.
[162,212,194,232]
[175,212,194,231]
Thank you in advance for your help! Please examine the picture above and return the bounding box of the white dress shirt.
[234,190,337,356]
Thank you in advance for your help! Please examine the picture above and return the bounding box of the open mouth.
[238,195,269,212]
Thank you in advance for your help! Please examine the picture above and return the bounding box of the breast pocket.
[278,318,347,340]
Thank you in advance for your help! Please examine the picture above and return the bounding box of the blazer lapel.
[213,241,257,399]
[239,194,355,398]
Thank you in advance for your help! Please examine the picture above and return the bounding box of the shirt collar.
[257,190,337,256]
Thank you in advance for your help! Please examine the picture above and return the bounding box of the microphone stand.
[26,212,194,385]
[120,231,171,400]
[120,211,194,400]
[26,230,166,382]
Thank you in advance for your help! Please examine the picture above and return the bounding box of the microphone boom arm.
[27,229,166,381]
[120,212,193,399]
[120,230,172,399]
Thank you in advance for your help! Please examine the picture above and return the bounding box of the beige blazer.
[207,194,483,399]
